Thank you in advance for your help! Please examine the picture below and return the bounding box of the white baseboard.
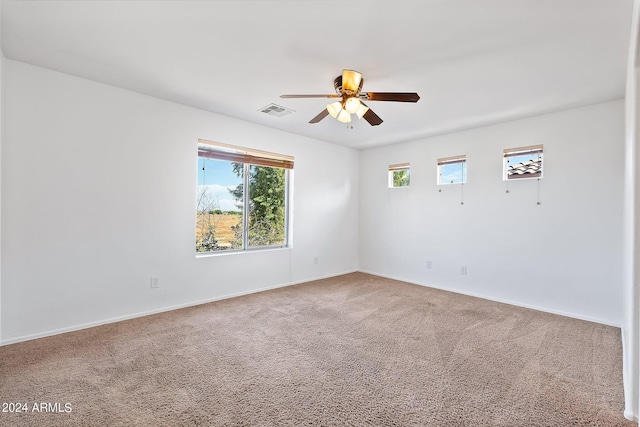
[624,409,638,422]
[0,269,358,346]
[358,270,621,328]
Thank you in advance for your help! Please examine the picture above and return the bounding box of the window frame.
[388,163,411,188]
[196,139,293,255]
[437,155,467,185]
[503,145,543,181]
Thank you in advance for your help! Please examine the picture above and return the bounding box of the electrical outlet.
[426,261,432,269]
[313,256,318,265]
[150,277,160,288]
[460,266,467,276]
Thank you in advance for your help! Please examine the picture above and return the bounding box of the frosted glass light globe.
[344,97,361,114]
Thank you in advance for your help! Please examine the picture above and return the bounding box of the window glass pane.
[439,161,466,184]
[391,169,410,187]
[196,158,244,252]
[248,165,286,248]
[505,152,542,179]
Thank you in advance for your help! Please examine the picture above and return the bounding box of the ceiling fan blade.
[361,103,383,126]
[363,92,420,102]
[280,94,341,99]
[309,109,330,124]
[342,69,363,94]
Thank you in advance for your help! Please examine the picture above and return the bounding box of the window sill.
[195,245,290,259]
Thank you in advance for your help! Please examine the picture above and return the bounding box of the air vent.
[259,103,295,117]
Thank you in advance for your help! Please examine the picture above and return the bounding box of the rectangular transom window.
[388,163,411,188]
[196,139,293,254]
[438,155,466,185]
[504,145,543,180]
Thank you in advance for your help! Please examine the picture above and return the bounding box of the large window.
[196,140,293,253]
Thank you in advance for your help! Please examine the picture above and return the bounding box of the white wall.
[0,13,3,345]
[360,100,625,326]
[0,59,359,344]
[623,0,640,420]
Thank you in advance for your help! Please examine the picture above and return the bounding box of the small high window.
[388,163,410,188]
[437,155,466,185]
[504,145,543,180]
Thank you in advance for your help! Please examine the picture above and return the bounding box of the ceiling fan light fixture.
[337,109,352,123]
[326,101,343,118]
[344,97,361,114]
[281,69,419,126]
[356,104,369,119]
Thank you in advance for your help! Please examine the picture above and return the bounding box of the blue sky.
[197,158,242,212]
[440,162,466,184]
[506,153,540,166]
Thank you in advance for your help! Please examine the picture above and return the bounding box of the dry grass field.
[196,213,242,247]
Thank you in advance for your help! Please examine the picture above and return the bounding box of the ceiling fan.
[280,69,420,126]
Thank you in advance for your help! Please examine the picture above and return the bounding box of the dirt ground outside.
[196,213,242,248]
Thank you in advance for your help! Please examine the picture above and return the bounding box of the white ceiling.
[1,0,633,149]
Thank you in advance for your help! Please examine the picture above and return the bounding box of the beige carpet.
[0,272,633,426]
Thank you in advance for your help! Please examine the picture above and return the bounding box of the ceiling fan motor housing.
[334,75,364,97]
